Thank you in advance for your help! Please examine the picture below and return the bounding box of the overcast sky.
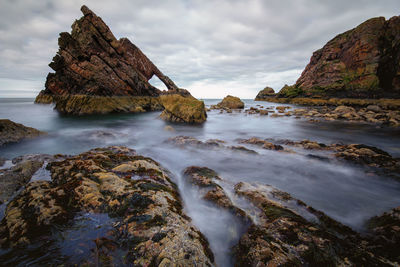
[0,0,399,98]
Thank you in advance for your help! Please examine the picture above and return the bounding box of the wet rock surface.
[0,119,46,146]
[183,167,248,219]
[239,137,400,179]
[159,94,207,123]
[52,95,163,115]
[0,156,44,204]
[233,182,392,266]
[181,165,399,266]
[0,146,214,266]
[366,206,400,263]
[167,136,258,154]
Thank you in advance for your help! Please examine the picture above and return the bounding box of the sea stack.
[35,5,206,121]
[274,16,400,99]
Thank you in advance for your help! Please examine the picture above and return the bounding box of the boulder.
[213,95,244,109]
[254,86,275,100]
[159,95,207,123]
[0,119,46,146]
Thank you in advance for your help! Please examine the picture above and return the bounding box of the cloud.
[0,0,399,98]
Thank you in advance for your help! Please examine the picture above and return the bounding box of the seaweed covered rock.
[0,119,46,146]
[159,95,207,123]
[293,16,400,98]
[212,95,244,109]
[183,167,247,218]
[35,5,192,115]
[233,182,391,266]
[366,206,400,263]
[53,95,163,115]
[0,146,214,266]
[0,157,44,204]
[254,87,275,100]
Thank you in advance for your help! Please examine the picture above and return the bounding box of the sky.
[0,0,399,99]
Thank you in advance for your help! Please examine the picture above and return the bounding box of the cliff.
[276,16,400,99]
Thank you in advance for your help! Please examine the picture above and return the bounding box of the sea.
[1,97,400,266]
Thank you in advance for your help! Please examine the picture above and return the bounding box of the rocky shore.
[181,165,399,266]
[242,102,400,127]
[0,146,214,266]
[0,141,398,265]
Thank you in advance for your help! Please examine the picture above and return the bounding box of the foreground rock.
[280,16,400,98]
[254,86,275,100]
[183,167,248,219]
[159,95,207,123]
[211,95,244,109]
[0,156,44,204]
[0,147,214,266]
[0,119,46,146]
[233,182,391,266]
[366,206,400,263]
[182,166,396,266]
[35,5,203,117]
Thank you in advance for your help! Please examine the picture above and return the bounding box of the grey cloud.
[0,0,399,98]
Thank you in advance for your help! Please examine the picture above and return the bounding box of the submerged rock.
[159,95,207,123]
[238,137,285,151]
[212,95,244,109]
[0,146,214,266]
[167,136,258,154]
[0,119,46,146]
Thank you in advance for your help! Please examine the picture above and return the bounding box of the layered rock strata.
[35,5,206,121]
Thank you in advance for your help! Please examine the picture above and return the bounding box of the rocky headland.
[255,15,400,126]
[34,5,206,122]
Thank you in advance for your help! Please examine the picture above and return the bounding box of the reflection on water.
[1,98,400,266]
